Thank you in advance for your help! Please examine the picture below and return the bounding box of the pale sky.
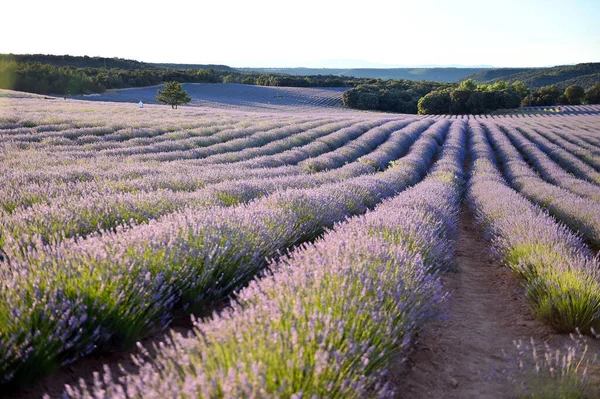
[1,0,598,68]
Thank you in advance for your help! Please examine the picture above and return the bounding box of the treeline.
[341,80,453,113]
[416,80,527,114]
[0,59,223,94]
[0,55,365,95]
[0,54,153,70]
[0,54,235,72]
[239,67,488,82]
[343,79,600,114]
[220,73,356,88]
[522,83,600,106]
[342,79,523,114]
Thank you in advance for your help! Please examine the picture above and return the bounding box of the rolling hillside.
[465,63,600,88]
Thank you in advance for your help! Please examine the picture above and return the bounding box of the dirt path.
[390,207,599,399]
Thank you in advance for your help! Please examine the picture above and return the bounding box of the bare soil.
[390,207,600,399]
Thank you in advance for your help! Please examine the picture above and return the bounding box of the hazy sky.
[2,0,598,68]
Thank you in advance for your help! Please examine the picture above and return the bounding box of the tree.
[491,80,508,91]
[155,81,191,109]
[457,78,477,91]
[449,90,471,114]
[342,86,379,110]
[511,80,530,99]
[585,83,600,104]
[526,85,562,106]
[417,90,451,114]
[564,85,585,105]
[465,91,485,114]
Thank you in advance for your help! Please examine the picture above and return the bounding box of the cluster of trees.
[344,79,600,114]
[521,83,600,106]
[0,59,233,95]
[416,80,528,114]
[342,80,453,113]
[221,73,352,87]
[343,79,526,114]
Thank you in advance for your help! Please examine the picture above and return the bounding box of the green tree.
[449,90,471,114]
[491,80,508,90]
[585,83,600,104]
[417,90,451,114]
[564,85,585,105]
[526,85,562,106]
[465,91,485,114]
[155,81,191,109]
[457,78,477,91]
[511,80,530,99]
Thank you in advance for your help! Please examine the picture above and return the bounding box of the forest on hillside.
[0,54,364,95]
[465,63,600,89]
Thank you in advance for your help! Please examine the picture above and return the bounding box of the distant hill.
[0,54,153,70]
[0,54,233,71]
[238,67,489,82]
[465,63,600,89]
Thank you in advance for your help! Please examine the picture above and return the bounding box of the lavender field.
[1,93,600,398]
[68,83,346,111]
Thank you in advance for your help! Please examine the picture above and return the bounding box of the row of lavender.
[0,114,450,388]
[0,112,410,211]
[504,120,600,185]
[467,120,600,333]
[518,118,600,170]
[499,121,600,201]
[4,115,595,207]
[0,116,411,213]
[0,117,348,206]
[481,121,600,249]
[59,118,467,399]
[0,119,434,252]
[0,104,360,200]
